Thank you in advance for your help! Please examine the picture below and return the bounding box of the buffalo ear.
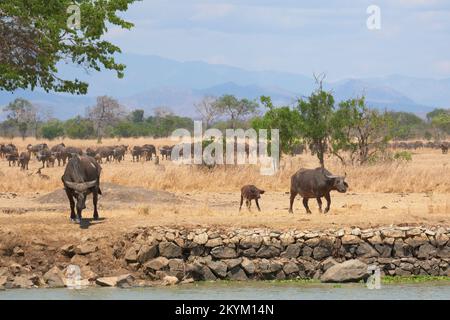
[259,190,265,194]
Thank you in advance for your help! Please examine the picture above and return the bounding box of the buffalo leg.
[246,199,251,211]
[65,189,76,221]
[239,195,244,211]
[289,191,297,213]
[316,197,323,213]
[93,190,99,220]
[302,198,312,214]
[255,198,261,212]
[324,192,331,213]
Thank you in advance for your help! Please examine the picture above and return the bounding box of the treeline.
[1,89,449,165]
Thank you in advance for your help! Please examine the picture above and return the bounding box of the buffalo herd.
[0,139,448,223]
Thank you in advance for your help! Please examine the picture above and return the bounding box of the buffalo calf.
[240,185,265,212]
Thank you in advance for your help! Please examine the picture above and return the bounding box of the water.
[1,282,449,300]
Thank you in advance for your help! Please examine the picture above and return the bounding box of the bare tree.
[195,96,218,128]
[87,96,126,142]
[153,106,174,118]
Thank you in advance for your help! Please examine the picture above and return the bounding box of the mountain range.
[1,54,448,120]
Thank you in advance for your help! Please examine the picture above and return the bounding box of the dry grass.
[1,137,449,194]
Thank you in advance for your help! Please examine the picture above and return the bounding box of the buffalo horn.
[64,180,98,192]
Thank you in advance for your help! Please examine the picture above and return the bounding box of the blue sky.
[107,0,449,81]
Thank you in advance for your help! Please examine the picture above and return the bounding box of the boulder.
[224,258,242,270]
[124,246,139,263]
[137,244,158,264]
[11,276,33,289]
[44,266,65,288]
[193,233,208,245]
[159,242,182,258]
[320,259,369,283]
[205,238,223,248]
[211,246,237,259]
[417,243,437,259]
[281,244,301,259]
[356,242,379,258]
[75,243,98,255]
[313,246,331,260]
[227,267,248,281]
[256,245,281,258]
[96,274,134,287]
[241,258,255,274]
[162,275,179,286]
[283,262,299,275]
[341,235,362,245]
[239,236,263,249]
[206,261,227,278]
[144,257,170,272]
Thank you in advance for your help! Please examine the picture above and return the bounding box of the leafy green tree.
[213,95,259,129]
[64,116,95,139]
[431,112,450,135]
[41,120,65,140]
[130,109,145,123]
[251,96,302,155]
[0,0,138,93]
[332,97,393,165]
[297,83,335,167]
[388,111,427,140]
[426,108,450,123]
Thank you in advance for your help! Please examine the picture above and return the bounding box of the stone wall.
[113,226,450,283]
[1,226,449,289]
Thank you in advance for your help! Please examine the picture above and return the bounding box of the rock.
[70,254,89,266]
[96,277,118,287]
[13,247,24,256]
[201,266,217,281]
[437,247,450,258]
[227,267,248,281]
[374,245,392,258]
[239,236,263,249]
[435,233,449,247]
[383,237,395,245]
[280,234,295,246]
[75,243,98,255]
[60,244,76,257]
[381,229,405,238]
[224,258,242,269]
[144,257,170,272]
[12,276,33,289]
[281,244,301,258]
[320,259,369,283]
[301,246,313,257]
[162,275,179,286]
[356,242,379,258]
[417,243,437,259]
[205,238,223,248]
[241,258,255,274]
[44,266,65,288]
[283,262,299,275]
[405,235,429,248]
[206,261,227,278]
[124,246,139,263]
[137,244,158,264]
[116,274,135,288]
[320,257,338,271]
[242,248,256,258]
[341,235,362,245]
[367,234,383,245]
[0,267,9,277]
[256,245,281,258]
[313,246,331,260]
[159,242,182,258]
[193,233,208,245]
[168,259,185,276]
[211,246,237,259]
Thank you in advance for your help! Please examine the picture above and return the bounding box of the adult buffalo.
[61,155,102,223]
[289,167,348,214]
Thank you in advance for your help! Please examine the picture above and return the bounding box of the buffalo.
[61,155,102,223]
[289,167,348,214]
[18,151,31,170]
[239,185,265,212]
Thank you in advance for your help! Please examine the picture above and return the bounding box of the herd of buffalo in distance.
[0,139,448,223]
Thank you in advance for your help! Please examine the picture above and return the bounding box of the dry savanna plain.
[0,137,449,245]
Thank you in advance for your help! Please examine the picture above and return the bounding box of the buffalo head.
[325,173,348,193]
[64,180,97,212]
